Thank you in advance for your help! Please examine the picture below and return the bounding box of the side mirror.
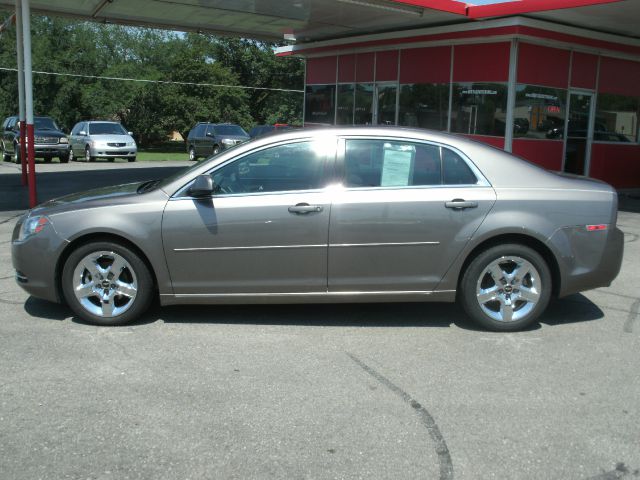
[205,132,213,137]
[79,131,87,136]
[189,174,214,198]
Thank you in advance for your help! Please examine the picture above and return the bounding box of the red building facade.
[288,18,640,189]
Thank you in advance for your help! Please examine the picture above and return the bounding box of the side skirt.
[159,290,457,306]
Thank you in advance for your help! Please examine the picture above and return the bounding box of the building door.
[563,91,595,175]
[373,83,398,125]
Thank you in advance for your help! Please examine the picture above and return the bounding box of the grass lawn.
[136,150,189,162]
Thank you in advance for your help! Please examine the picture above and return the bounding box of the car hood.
[34,129,65,138]
[90,134,134,143]
[31,182,150,216]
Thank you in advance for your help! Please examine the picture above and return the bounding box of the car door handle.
[445,199,478,210]
[288,203,323,214]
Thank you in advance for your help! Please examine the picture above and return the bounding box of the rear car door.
[162,137,336,295]
[328,137,496,293]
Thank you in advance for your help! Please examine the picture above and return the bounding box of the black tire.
[128,156,136,162]
[59,154,69,163]
[14,144,20,164]
[459,243,552,332]
[61,241,154,326]
[1,143,10,162]
[44,156,52,163]
[188,146,197,161]
[68,148,75,162]
[212,145,220,155]
[85,145,96,162]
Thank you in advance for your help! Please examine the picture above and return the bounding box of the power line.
[0,66,304,93]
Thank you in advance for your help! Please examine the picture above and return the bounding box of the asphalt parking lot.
[1,160,639,480]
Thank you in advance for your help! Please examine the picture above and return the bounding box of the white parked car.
[68,121,137,162]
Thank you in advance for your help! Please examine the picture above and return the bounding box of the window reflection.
[451,83,508,137]
[595,93,639,143]
[513,85,566,139]
[398,84,449,130]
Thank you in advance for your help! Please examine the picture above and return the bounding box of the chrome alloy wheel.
[475,256,541,323]
[72,250,138,318]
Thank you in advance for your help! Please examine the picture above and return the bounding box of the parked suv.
[1,116,69,163]
[68,121,137,162]
[186,123,249,161]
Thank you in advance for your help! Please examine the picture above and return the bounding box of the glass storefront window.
[336,84,355,125]
[398,84,449,131]
[451,83,508,137]
[514,85,567,139]
[305,85,336,125]
[595,93,640,143]
[354,83,374,125]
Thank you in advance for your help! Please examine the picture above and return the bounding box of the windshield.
[35,117,59,130]
[215,125,248,137]
[89,122,128,135]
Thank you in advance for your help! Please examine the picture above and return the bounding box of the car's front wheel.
[1,143,10,162]
[128,156,136,162]
[85,145,96,162]
[460,244,551,331]
[68,148,74,162]
[61,241,154,326]
[188,147,196,161]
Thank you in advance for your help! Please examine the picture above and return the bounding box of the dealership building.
[276,1,640,189]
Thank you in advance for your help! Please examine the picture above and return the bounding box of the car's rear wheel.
[188,147,196,161]
[128,156,136,162]
[212,145,220,155]
[61,241,154,326]
[85,145,96,162]
[460,244,551,332]
[44,156,52,163]
[14,144,20,164]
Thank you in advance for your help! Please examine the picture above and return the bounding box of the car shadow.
[23,293,604,330]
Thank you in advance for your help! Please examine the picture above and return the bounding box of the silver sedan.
[11,127,623,331]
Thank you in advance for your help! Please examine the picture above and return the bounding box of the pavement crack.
[623,299,640,333]
[346,352,454,480]
[0,212,24,225]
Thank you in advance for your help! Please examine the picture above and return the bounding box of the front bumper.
[11,215,68,303]
[29,143,69,157]
[88,145,137,158]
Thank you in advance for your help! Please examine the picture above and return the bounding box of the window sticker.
[380,143,415,186]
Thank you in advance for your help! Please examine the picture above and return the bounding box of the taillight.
[586,224,607,232]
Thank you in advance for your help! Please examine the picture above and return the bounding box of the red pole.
[19,120,27,185]
[26,123,36,207]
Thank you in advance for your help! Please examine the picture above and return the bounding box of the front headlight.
[221,138,235,146]
[126,141,136,147]
[19,215,49,241]
[59,137,68,144]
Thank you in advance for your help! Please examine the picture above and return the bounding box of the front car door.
[328,137,496,293]
[162,137,336,296]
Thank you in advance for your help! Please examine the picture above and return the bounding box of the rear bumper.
[551,226,624,297]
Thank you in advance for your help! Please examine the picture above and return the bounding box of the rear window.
[215,125,248,137]
[343,139,478,188]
